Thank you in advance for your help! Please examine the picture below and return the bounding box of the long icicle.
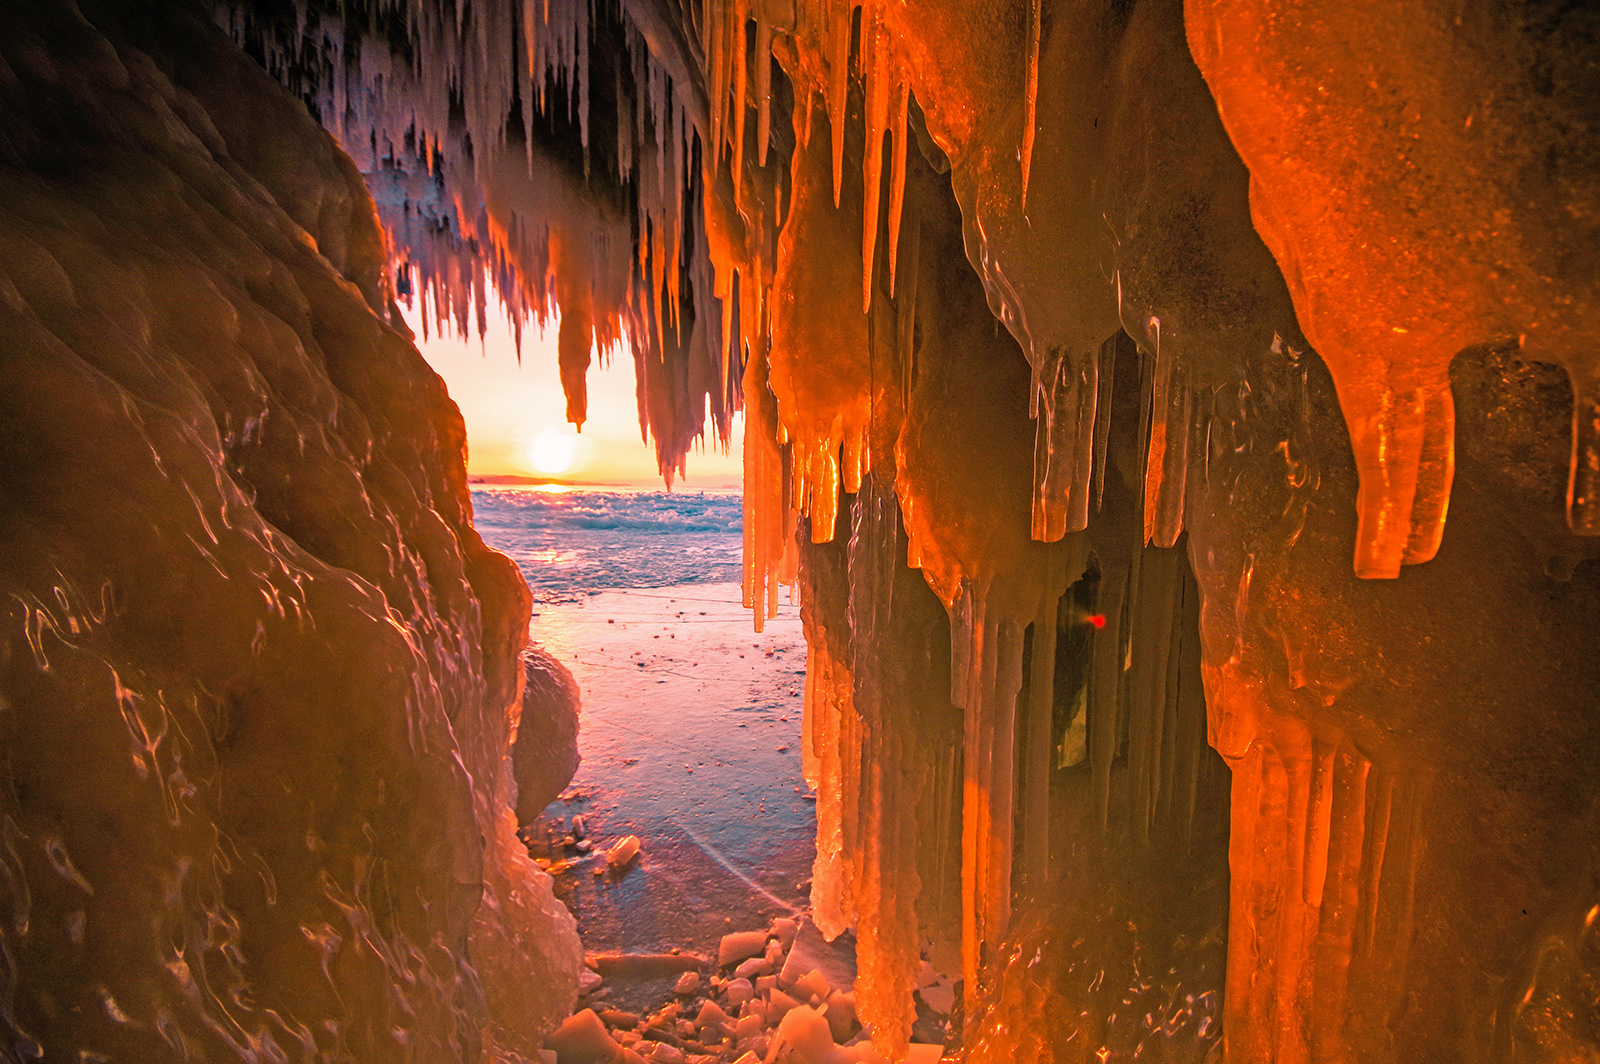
[886,78,910,297]
[829,1,852,207]
[1022,597,1057,892]
[731,0,749,204]
[708,0,729,167]
[860,2,889,311]
[984,622,1025,953]
[755,16,773,168]
[1020,0,1041,205]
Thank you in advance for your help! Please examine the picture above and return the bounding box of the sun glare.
[526,426,580,476]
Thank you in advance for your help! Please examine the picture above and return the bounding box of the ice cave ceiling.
[1,0,1598,1061]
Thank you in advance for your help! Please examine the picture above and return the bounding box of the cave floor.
[528,583,817,1010]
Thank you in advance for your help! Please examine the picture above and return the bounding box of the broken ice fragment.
[776,1005,837,1063]
[791,968,830,1003]
[606,835,641,870]
[718,930,768,967]
[546,1009,621,1064]
[771,918,799,949]
[724,978,754,1008]
[766,988,802,1023]
[734,956,774,979]
[695,999,733,1034]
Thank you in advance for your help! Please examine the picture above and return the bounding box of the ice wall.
[0,2,579,1060]
[17,0,1600,1061]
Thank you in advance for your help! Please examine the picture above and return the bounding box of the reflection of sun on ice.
[525,426,580,476]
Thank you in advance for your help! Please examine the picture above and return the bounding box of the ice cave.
[1,0,1597,1060]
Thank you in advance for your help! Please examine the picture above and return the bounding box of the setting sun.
[525,426,580,476]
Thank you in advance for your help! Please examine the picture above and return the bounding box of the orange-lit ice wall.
[1184,0,1600,577]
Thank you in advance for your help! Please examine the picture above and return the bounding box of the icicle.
[896,209,920,403]
[1031,347,1100,542]
[654,62,668,198]
[522,0,539,78]
[1128,545,1181,846]
[576,0,588,170]
[1568,375,1600,535]
[1357,770,1394,955]
[1157,574,1184,829]
[670,106,687,338]
[1332,359,1455,577]
[1173,571,1206,846]
[1020,598,1057,892]
[982,621,1025,949]
[957,601,990,996]
[708,0,728,163]
[1091,333,1119,513]
[1307,745,1371,1063]
[1304,740,1338,908]
[754,16,773,168]
[860,2,889,312]
[731,0,750,203]
[1020,0,1040,205]
[842,429,866,495]
[886,79,910,297]
[828,1,852,208]
[1141,329,1195,548]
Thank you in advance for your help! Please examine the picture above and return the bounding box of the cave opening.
[4,0,1600,1062]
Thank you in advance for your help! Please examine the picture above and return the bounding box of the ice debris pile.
[545,916,948,1064]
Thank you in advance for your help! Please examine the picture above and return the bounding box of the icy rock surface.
[16,0,1600,1062]
[0,2,578,1060]
[514,645,584,822]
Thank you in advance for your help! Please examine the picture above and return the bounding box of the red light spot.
[1086,614,1106,629]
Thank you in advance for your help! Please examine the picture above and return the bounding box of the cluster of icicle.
[214,0,1230,1054]
[217,0,742,480]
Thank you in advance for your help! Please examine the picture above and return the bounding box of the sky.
[404,302,744,489]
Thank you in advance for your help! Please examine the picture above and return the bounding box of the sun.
[525,426,580,476]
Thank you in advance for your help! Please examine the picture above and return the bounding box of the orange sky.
[405,303,744,489]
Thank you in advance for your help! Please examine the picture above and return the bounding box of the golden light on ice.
[525,426,580,475]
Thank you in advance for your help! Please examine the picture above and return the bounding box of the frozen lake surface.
[472,486,744,598]
[471,488,814,1010]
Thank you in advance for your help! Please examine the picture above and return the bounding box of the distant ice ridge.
[473,488,744,597]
